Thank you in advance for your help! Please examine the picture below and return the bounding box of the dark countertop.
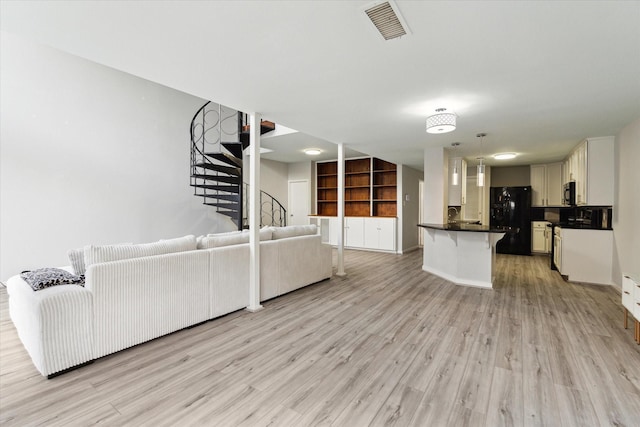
[418,223,518,233]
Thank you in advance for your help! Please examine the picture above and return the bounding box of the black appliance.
[490,186,532,255]
[563,181,576,206]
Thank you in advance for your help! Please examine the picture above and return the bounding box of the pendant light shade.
[452,163,459,186]
[426,108,456,134]
[451,142,460,186]
[477,161,485,187]
[476,133,487,187]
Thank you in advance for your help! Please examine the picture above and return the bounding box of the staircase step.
[221,142,243,158]
[194,163,241,176]
[197,193,240,203]
[216,210,241,220]
[241,120,276,135]
[191,184,239,192]
[203,152,242,167]
[203,201,240,209]
[191,174,241,185]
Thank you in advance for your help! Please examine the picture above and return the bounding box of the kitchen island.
[418,223,516,289]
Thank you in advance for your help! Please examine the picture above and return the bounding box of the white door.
[288,180,309,226]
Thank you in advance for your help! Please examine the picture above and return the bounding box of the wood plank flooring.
[1,250,639,426]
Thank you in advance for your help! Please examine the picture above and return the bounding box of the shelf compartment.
[373,186,396,201]
[373,200,397,217]
[345,158,371,174]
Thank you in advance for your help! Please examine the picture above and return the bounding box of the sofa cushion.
[84,235,197,266]
[20,268,85,291]
[271,224,318,240]
[67,248,86,275]
[199,228,272,249]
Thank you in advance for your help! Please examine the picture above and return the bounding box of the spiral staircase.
[190,101,286,230]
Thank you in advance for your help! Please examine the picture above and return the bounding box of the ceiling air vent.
[364,1,409,41]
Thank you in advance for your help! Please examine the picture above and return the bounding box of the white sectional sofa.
[6,225,332,378]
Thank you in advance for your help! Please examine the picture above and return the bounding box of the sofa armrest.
[6,275,93,377]
[86,250,209,358]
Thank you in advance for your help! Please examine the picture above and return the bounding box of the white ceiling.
[2,1,639,169]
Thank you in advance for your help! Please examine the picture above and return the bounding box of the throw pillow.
[20,268,85,291]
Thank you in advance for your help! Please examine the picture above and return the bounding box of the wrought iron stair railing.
[190,101,285,230]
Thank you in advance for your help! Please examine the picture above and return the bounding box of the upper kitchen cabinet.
[530,162,562,206]
[565,136,614,206]
[448,157,467,206]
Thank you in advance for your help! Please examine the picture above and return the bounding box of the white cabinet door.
[530,165,547,206]
[585,136,614,206]
[575,142,587,205]
[532,221,550,253]
[345,217,365,248]
[546,163,563,206]
[532,227,546,252]
[363,217,396,251]
[553,233,562,272]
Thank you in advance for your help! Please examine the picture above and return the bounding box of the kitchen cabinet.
[565,136,614,206]
[559,228,613,284]
[553,226,562,272]
[532,221,551,253]
[530,163,562,206]
[364,217,397,251]
[448,157,467,206]
[622,274,640,343]
[313,216,397,252]
[344,217,365,247]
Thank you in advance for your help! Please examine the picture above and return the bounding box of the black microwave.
[563,181,576,206]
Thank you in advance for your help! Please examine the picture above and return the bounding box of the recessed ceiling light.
[304,148,322,156]
[493,153,517,160]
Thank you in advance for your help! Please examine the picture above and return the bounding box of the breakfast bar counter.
[418,223,516,288]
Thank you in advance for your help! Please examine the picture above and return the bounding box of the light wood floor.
[1,250,639,426]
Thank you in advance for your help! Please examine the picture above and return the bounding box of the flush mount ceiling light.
[451,142,461,186]
[494,152,517,160]
[426,108,456,134]
[304,148,322,156]
[477,133,487,187]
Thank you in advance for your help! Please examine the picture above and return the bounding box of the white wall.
[491,165,530,187]
[612,117,640,286]
[400,165,422,252]
[259,158,288,209]
[0,33,236,280]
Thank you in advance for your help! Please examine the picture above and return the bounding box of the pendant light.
[451,142,460,186]
[477,133,486,187]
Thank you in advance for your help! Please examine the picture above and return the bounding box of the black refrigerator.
[490,186,532,255]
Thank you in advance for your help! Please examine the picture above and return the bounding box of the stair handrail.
[243,183,287,228]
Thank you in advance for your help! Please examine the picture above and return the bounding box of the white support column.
[336,143,346,276]
[247,113,263,312]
